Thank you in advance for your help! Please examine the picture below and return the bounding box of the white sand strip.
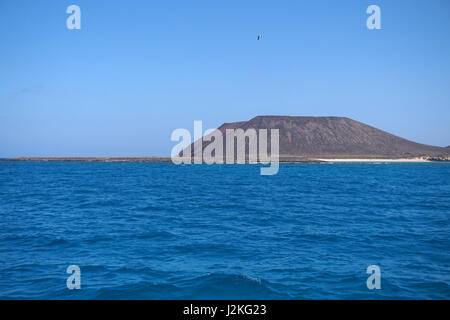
[315,157,429,162]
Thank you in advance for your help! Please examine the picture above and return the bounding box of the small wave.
[138,205,166,212]
[91,282,180,300]
[83,236,115,244]
[136,230,177,240]
[47,238,71,246]
[67,273,292,300]
[82,265,110,272]
[172,273,291,300]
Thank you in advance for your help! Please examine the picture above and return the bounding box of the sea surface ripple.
[0,162,449,299]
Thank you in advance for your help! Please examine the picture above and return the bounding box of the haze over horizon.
[1,0,450,157]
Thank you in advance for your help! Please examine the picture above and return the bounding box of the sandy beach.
[315,157,430,163]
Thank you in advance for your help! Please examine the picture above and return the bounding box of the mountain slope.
[187,116,450,159]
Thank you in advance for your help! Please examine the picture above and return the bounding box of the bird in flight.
[257,34,262,40]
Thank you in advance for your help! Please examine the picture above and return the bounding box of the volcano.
[186,116,450,161]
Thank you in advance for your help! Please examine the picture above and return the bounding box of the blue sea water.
[0,161,449,300]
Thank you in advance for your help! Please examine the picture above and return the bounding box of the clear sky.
[1,0,449,157]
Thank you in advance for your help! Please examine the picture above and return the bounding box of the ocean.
[0,162,449,299]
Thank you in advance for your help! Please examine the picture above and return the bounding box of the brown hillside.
[186,116,450,159]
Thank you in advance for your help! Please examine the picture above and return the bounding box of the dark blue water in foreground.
[0,162,449,299]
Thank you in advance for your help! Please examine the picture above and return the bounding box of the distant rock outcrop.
[185,116,450,160]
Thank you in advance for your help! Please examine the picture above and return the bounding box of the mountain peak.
[190,116,450,159]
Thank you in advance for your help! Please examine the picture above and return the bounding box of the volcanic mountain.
[186,116,450,160]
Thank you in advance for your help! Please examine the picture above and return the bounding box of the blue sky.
[1,0,449,157]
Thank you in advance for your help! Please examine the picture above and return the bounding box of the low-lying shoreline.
[1,156,449,163]
[315,157,430,163]
[1,157,321,163]
[1,157,172,162]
